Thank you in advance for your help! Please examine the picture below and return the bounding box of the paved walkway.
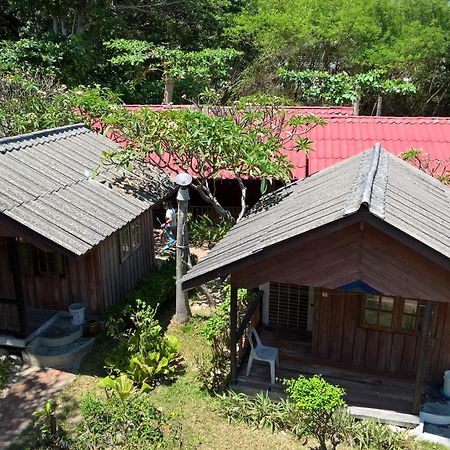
[0,367,75,449]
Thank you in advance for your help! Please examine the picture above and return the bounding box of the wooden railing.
[235,290,263,368]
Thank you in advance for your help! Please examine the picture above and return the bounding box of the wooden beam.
[230,280,238,385]
[6,238,27,337]
[412,300,434,414]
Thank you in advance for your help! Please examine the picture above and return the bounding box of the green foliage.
[102,104,324,222]
[196,285,255,392]
[0,356,11,389]
[0,71,121,138]
[105,257,176,332]
[348,418,418,450]
[76,391,169,449]
[284,375,347,449]
[217,390,304,435]
[32,400,70,449]
[188,214,232,248]
[231,0,450,115]
[279,68,416,106]
[98,373,151,400]
[105,299,181,388]
[401,148,450,185]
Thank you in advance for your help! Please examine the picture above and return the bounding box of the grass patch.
[10,314,449,450]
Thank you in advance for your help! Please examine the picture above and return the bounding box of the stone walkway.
[0,367,75,449]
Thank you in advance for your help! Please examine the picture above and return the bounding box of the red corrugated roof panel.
[288,116,450,179]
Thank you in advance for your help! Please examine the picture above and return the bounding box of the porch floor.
[234,327,416,414]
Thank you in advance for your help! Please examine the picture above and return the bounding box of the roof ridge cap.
[0,123,88,152]
[360,142,381,207]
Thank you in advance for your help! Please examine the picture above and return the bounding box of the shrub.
[105,257,175,334]
[348,417,418,450]
[197,285,254,392]
[284,375,347,450]
[217,390,303,435]
[188,214,232,248]
[105,300,181,388]
[75,391,168,449]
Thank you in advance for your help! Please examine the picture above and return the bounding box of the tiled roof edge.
[0,123,88,153]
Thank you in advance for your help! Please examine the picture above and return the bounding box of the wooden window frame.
[34,248,65,277]
[130,220,141,251]
[360,295,425,335]
[119,219,141,263]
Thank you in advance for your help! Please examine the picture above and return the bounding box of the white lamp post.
[174,172,192,323]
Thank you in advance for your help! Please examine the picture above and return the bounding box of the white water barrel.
[68,303,85,326]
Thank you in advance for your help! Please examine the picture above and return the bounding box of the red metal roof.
[287,116,450,179]
[111,107,450,180]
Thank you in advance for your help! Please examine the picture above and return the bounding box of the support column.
[230,281,238,385]
[412,300,434,414]
[7,238,27,337]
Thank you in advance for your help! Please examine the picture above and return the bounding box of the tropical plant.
[105,299,181,388]
[188,214,233,248]
[102,103,325,223]
[284,375,347,450]
[401,148,450,185]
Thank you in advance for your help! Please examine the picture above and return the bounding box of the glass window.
[35,249,65,276]
[364,295,394,329]
[119,226,131,262]
[130,220,141,250]
[362,295,426,334]
[401,299,425,331]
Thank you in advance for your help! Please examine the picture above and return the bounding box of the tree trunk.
[163,78,175,104]
[191,181,236,224]
[376,94,383,116]
[352,99,360,116]
[236,176,247,222]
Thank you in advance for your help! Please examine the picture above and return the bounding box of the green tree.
[105,39,242,104]
[230,0,450,115]
[101,98,325,222]
[279,69,416,115]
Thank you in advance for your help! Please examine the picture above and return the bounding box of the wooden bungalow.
[182,144,450,415]
[0,124,174,343]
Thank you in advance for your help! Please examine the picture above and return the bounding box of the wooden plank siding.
[0,209,154,318]
[232,223,450,303]
[310,289,450,383]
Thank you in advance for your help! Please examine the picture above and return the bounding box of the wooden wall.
[312,288,450,383]
[0,209,154,316]
[232,223,450,303]
[96,209,154,311]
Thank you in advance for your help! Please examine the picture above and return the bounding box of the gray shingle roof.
[0,124,175,256]
[183,144,450,287]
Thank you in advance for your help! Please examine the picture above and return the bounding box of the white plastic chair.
[246,327,279,384]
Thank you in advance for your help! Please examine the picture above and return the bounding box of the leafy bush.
[200,285,254,342]
[196,285,254,392]
[348,417,418,450]
[0,356,11,389]
[76,391,169,449]
[284,375,347,450]
[105,257,175,335]
[105,300,181,388]
[217,390,303,435]
[217,389,419,450]
[188,214,232,248]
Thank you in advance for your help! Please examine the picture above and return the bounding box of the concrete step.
[25,336,94,372]
[348,406,420,428]
[39,317,82,348]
